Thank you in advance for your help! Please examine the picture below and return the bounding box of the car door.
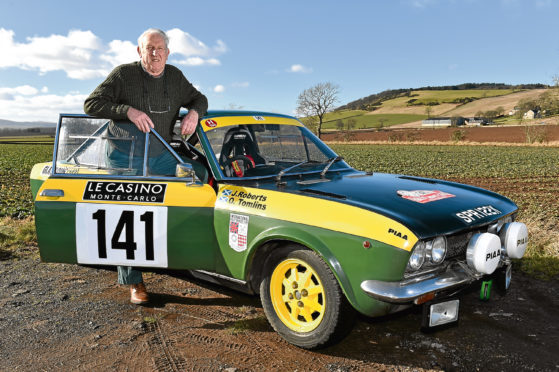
[34,115,219,271]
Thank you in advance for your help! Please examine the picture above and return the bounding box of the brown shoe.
[130,282,149,304]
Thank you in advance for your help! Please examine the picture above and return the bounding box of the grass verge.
[0,216,38,260]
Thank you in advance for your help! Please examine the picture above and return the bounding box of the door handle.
[40,189,65,197]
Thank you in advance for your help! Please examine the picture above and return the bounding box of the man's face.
[138,33,169,77]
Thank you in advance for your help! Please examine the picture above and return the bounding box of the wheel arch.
[244,226,358,309]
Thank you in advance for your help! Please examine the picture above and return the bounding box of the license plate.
[424,299,460,327]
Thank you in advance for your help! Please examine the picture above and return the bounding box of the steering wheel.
[224,155,255,177]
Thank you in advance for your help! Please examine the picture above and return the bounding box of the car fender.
[244,224,358,310]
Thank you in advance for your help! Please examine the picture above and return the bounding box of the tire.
[259,246,355,349]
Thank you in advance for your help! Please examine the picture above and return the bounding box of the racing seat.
[219,127,265,177]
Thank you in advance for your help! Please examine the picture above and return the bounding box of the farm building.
[465,117,488,126]
[422,117,465,127]
[523,109,541,119]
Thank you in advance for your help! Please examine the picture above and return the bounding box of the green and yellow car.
[30,111,528,349]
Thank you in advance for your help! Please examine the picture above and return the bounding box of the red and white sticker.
[397,190,455,204]
[205,119,218,128]
[229,213,249,252]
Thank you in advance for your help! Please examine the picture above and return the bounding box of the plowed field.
[323,123,559,144]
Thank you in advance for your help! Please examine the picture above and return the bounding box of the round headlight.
[408,241,426,271]
[428,236,447,264]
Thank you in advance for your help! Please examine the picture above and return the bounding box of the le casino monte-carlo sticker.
[83,181,167,203]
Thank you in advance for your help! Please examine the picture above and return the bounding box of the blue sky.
[0,0,557,122]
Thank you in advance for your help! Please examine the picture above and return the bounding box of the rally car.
[30,111,528,349]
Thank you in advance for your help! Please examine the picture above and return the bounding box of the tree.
[343,119,356,141]
[536,76,559,117]
[336,119,344,131]
[378,118,388,129]
[296,82,340,138]
[495,106,505,117]
[484,110,498,123]
[425,106,433,118]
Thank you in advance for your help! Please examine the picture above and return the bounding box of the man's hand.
[127,107,154,133]
[180,110,199,135]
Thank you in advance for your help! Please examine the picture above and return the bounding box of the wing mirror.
[175,163,202,186]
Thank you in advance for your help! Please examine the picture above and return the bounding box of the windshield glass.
[205,122,348,178]
[55,116,182,177]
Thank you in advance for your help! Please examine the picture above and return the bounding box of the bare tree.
[296,82,340,138]
[378,118,387,129]
[336,119,344,131]
[425,105,433,118]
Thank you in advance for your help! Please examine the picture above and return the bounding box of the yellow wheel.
[260,246,354,349]
[269,258,326,333]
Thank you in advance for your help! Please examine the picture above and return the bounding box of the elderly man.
[84,28,208,305]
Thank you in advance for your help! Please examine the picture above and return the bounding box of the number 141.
[91,209,154,261]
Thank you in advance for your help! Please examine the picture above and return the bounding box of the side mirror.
[175,163,202,186]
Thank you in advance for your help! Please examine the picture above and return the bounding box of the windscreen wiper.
[275,160,319,184]
[320,156,343,178]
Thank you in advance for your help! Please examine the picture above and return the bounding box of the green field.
[321,110,426,130]
[331,144,559,178]
[321,110,367,121]
[1,141,557,277]
[0,143,52,218]
[323,113,426,130]
[387,89,516,107]
[0,136,54,145]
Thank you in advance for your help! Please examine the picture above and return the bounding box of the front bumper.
[360,261,497,304]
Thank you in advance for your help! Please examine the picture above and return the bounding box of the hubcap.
[270,258,325,332]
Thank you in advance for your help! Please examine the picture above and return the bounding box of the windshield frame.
[197,116,352,182]
[51,114,190,181]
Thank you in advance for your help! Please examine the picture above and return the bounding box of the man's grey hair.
[138,28,169,49]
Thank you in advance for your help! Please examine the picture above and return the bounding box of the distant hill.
[338,83,548,111]
[0,119,56,137]
[0,119,56,129]
[318,83,555,131]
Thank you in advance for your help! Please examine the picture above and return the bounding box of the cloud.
[0,85,39,96]
[232,82,250,88]
[167,28,227,56]
[166,28,226,67]
[170,57,221,66]
[213,85,225,93]
[0,28,108,80]
[289,64,313,73]
[0,85,87,122]
[99,39,138,67]
[0,28,227,80]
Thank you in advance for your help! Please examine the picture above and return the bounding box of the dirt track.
[1,250,558,372]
